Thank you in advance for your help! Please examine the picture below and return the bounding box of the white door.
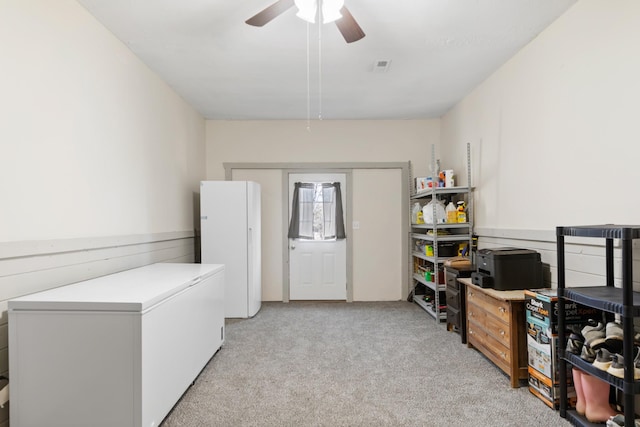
[288,173,347,300]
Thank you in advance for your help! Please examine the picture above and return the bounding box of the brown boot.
[573,368,586,415]
[581,372,618,422]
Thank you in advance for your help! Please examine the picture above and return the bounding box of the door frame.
[286,171,350,302]
[223,162,411,303]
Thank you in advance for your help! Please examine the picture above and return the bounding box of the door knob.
[291,244,296,250]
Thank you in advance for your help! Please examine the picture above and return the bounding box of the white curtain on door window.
[288,182,346,240]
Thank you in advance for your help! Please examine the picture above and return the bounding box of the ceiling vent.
[372,59,391,73]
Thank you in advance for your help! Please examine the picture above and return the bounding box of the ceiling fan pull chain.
[318,7,323,121]
[306,21,311,132]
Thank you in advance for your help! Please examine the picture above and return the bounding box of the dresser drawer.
[466,301,486,328]
[484,311,511,348]
[446,288,460,310]
[467,319,485,344]
[445,270,459,290]
[467,288,511,323]
[468,323,511,369]
[483,330,511,366]
[466,286,491,308]
[484,299,511,323]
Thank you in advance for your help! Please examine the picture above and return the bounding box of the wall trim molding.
[475,227,556,243]
[0,231,195,260]
[224,162,410,178]
[475,227,615,248]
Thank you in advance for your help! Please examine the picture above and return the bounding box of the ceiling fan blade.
[245,0,296,27]
[335,6,365,43]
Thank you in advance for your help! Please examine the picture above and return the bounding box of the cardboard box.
[443,169,455,187]
[415,177,432,192]
[527,333,555,379]
[525,288,599,335]
[527,334,572,384]
[528,367,576,410]
[526,288,598,384]
[525,288,594,408]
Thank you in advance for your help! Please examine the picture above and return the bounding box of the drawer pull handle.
[499,307,506,313]
[500,330,505,336]
[500,351,507,359]
[469,292,473,297]
[469,311,473,317]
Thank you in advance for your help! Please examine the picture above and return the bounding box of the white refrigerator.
[201,180,262,318]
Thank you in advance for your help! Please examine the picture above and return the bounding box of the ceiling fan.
[246,0,365,43]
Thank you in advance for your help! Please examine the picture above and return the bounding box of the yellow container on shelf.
[446,202,457,223]
[456,201,467,223]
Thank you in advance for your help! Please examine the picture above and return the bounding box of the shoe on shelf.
[605,322,624,352]
[606,321,623,339]
[607,354,625,378]
[607,414,640,427]
[582,321,607,349]
[607,347,640,380]
[580,344,596,363]
[607,414,622,427]
[593,348,614,371]
[566,332,585,355]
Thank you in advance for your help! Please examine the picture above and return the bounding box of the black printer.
[471,247,543,291]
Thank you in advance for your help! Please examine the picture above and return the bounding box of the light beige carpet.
[161,301,570,427]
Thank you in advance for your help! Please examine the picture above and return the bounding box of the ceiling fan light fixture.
[322,0,344,23]
[295,0,318,23]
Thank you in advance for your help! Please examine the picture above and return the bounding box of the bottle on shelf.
[412,202,422,224]
[456,201,467,223]
[446,201,457,223]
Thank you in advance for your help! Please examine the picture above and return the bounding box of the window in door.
[288,182,346,241]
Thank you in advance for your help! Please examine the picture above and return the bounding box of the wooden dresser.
[461,278,528,388]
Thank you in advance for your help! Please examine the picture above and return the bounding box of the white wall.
[228,168,284,301]
[0,3,206,422]
[441,0,640,231]
[352,168,403,301]
[206,120,438,180]
[1,0,205,242]
[206,120,439,301]
[440,0,640,289]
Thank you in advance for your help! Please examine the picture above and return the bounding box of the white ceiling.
[76,0,577,120]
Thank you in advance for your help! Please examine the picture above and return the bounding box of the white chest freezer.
[8,263,225,427]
